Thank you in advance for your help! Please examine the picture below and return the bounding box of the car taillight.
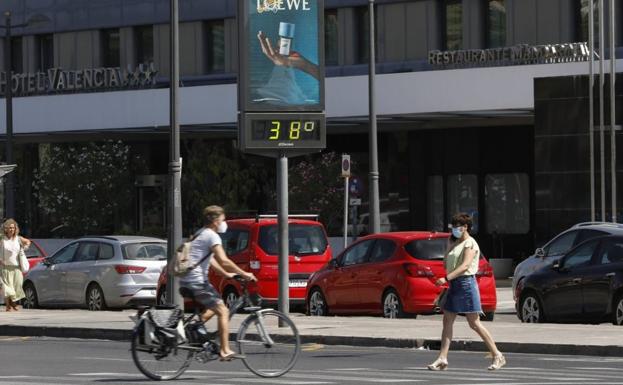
[250,260,261,270]
[115,265,146,274]
[403,263,434,278]
[477,263,493,277]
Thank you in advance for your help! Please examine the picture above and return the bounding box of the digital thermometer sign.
[241,113,325,152]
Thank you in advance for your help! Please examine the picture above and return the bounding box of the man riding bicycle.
[179,205,257,361]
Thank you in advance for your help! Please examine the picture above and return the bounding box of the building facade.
[0,0,621,263]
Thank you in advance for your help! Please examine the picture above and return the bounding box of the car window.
[546,230,578,257]
[220,229,249,256]
[259,224,328,256]
[341,240,375,266]
[597,239,623,265]
[576,229,608,244]
[405,238,447,260]
[562,239,599,269]
[48,243,79,264]
[25,244,43,259]
[369,239,396,263]
[98,243,114,260]
[74,243,99,262]
[122,243,167,260]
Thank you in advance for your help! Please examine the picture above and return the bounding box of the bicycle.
[130,275,301,381]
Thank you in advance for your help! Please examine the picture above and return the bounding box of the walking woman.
[427,213,506,371]
[0,219,31,311]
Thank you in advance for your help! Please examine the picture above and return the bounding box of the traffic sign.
[349,198,361,206]
[341,154,351,178]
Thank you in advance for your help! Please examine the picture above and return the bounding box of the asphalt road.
[1,337,623,385]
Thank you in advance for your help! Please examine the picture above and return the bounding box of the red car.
[305,232,497,320]
[25,240,48,270]
[157,217,333,308]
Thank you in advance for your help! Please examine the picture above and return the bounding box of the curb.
[2,325,622,357]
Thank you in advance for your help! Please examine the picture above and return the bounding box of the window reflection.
[447,174,478,233]
[427,176,445,231]
[485,174,529,234]
[487,0,506,48]
[444,0,462,51]
[325,9,338,66]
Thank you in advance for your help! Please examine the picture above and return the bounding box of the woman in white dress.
[0,219,31,311]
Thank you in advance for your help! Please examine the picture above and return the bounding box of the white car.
[512,222,623,300]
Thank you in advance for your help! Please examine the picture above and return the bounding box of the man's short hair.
[203,205,225,225]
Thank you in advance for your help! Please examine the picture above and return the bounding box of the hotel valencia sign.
[0,63,158,97]
[429,42,589,69]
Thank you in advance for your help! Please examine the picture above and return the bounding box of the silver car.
[22,236,167,310]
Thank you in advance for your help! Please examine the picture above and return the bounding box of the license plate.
[288,280,307,288]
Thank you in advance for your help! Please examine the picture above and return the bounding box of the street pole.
[3,11,14,219]
[589,0,596,222]
[609,0,616,222]
[368,0,380,234]
[599,0,606,221]
[343,175,349,249]
[166,0,183,307]
[277,154,289,322]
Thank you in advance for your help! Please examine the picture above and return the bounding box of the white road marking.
[74,356,128,362]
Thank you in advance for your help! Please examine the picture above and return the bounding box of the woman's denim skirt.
[443,275,482,314]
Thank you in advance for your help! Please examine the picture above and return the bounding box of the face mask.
[451,227,464,239]
[217,221,228,234]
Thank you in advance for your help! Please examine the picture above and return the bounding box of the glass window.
[220,229,249,256]
[427,176,445,232]
[325,9,338,66]
[10,36,23,73]
[447,174,478,233]
[341,239,375,266]
[485,173,529,234]
[444,0,462,50]
[122,242,167,260]
[563,239,598,269]
[99,243,114,260]
[487,0,506,48]
[75,243,99,262]
[598,239,623,265]
[546,230,578,257]
[102,28,120,68]
[355,6,376,64]
[206,20,225,73]
[36,34,54,71]
[135,25,154,67]
[576,229,608,244]
[259,224,328,256]
[25,244,43,259]
[577,0,597,43]
[405,238,448,260]
[369,239,396,263]
[48,243,79,264]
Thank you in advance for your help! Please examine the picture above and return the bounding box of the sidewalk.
[1,303,622,357]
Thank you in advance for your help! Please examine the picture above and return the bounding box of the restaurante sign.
[429,42,589,69]
[0,63,158,97]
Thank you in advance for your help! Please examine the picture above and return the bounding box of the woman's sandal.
[427,357,449,371]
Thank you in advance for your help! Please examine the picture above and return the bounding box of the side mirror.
[42,259,51,266]
[328,259,338,269]
[535,248,546,258]
[552,259,561,270]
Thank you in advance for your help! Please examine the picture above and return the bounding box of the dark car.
[516,235,623,325]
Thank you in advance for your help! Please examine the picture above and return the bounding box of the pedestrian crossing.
[2,364,623,385]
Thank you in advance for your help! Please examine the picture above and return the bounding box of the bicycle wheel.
[237,310,301,378]
[131,320,193,381]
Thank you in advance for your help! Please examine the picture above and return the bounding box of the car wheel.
[22,282,39,309]
[612,294,623,326]
[157,287,167,306]
[519,293,544,323]
[223,287,239,310]
[480,312,495,322]
[383,289,405,319]
[307,288,328,316]
[86,284,107,311]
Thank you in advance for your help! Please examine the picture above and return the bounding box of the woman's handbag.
[433,287,448,309]
[18,247,29,273]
